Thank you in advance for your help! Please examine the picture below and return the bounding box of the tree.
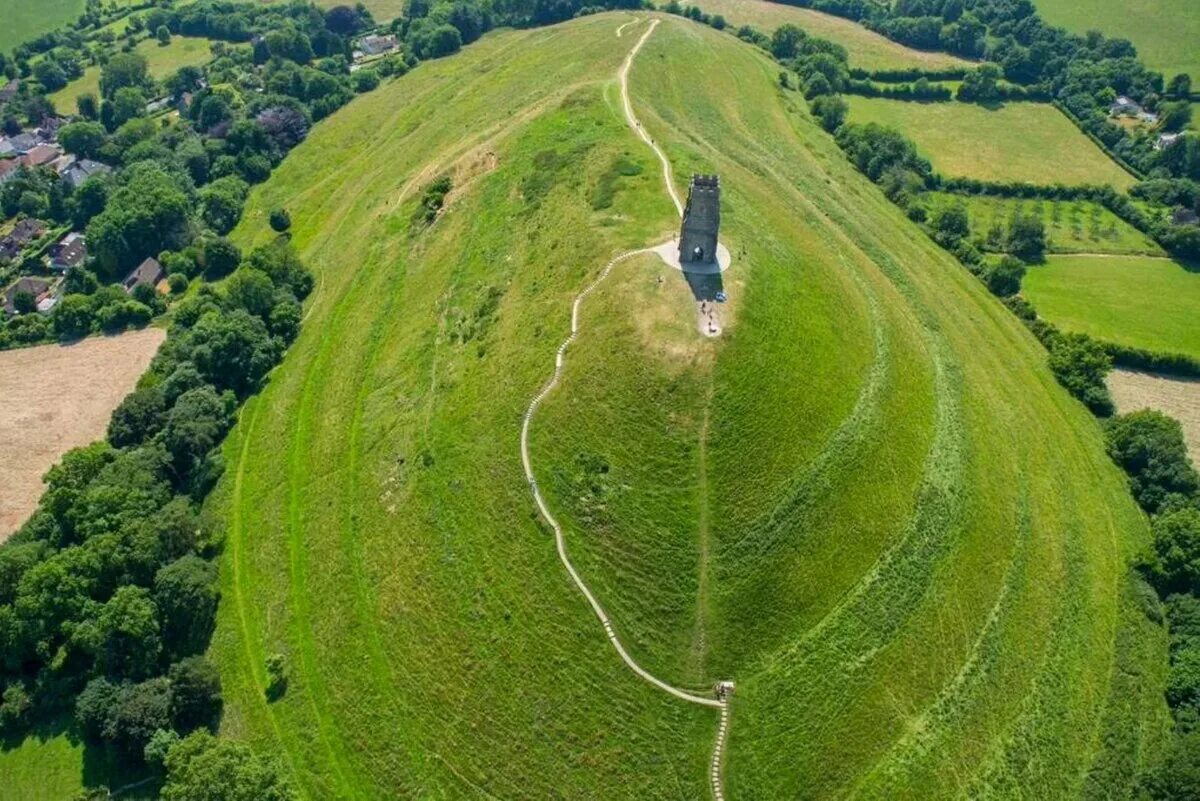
[163,731,296,801]
[809,94,847,132]
[100,52,150,98]
[932,202,970,246]
[1142,729,1200,800]
[161,386,234,479]
[351,68,379,93]
[0,683,32,732]
[1160,101,1193,133]
[12,290,36,315]
[183,310,280,396]
[1168,73,1193,100]
[1048,333,1114,415]
[33,59,68,92]
[86,163,192,280]
[770,23,805,60]
[1007,213,1046,262]
[108,386,167,448]
[956,63,1002,102]
[76,92,99,120]
[93,585,162,679]
[325,5,362,35]
[265,653,287,700]
[269,208,291,233]
[109,678,174,758]
[157,25,172,46]
[985,255,1025,297]
[168,656,221,732]
[59,121,107,158]
[52,294,95,340]
[199,176,249,235]
[202,237,241,279]
[1106,410,1200,513]
[410,23,461,59]
[111,86,147,127]
[1144,507,1200,595]
[155,556,218,659]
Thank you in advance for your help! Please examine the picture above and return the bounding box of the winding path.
[518,16,733,801]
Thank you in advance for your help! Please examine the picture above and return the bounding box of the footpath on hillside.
[518,16,735,801]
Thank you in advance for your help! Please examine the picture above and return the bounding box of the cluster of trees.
[0,238,311,780]
[1102,411,1200,799]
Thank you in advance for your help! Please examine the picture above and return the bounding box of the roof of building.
[123,257,164,292]
[4,276,52,314]
[21,144,61,167]
[1172,207,1200,226]
[62,158,112,188]
[7,133,37,153]
[0,159,17,183]
[50,232,86,269]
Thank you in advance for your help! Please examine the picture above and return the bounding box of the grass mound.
[195,13,1167,798]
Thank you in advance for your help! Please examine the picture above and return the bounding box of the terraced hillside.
[209,12,1168,799]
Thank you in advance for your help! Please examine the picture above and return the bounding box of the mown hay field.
[693,0,973,72]
[97,12,1172,799]
[846,96,1138,188]
[48,35,215,112]
[924,191,1163,256]
[1035,0,1199,83]
[1024,254,1200,359]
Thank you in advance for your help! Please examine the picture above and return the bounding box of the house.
[0,218,47,261]
[0,158,18,185]
[35,116,64,142]
[1172,207,1200,226]
[122,257,164,293]
[1110,95,1142,116]
[61,158,112,188]
[1155,131,1184,150]
[1139,111,1159,124]
[51,153,77,175]
[0,139,14,158]
[3,276,52,315]
[49,232,86,271]
[6,133,37,154]
[21,143,61,168]
[357,34,399,56]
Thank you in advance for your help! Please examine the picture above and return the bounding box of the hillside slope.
[211,13,1169,798]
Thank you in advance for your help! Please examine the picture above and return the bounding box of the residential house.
[62,158,112,188]
[3,276,52,315]
[51,153,77,176]
[36,116,64,142]
[357,33,399,57]
[49,232,86,271]
[122,257,164,294]
[20,143,61,168]
[0,139,14,158]
[6,133,37,154]
[0,218,47,261]
[1110,96,1142,116]
[1155,131,1184,150]
[0,158,17,185]
[1172,207,1200,226]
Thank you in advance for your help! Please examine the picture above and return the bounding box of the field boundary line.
[519,16,734,800]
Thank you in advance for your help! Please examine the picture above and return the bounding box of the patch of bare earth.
[1109,368,1200,466]
[0,328,166,540]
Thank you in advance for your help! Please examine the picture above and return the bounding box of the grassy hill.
[1034,0,1198,83]
[846,96,1138,188]
[1024,254,1200,360]
[694,0,973,73]
[185,12,1173,798]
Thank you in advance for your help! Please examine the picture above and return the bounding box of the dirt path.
[520,17,734,800]
[0,328,165,540]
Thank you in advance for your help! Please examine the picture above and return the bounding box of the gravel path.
[519,16,734,800]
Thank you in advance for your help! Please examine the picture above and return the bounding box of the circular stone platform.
[651,238,732,275]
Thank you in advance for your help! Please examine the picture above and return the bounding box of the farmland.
[1034,0,1199,82]
[923,192,1163,255]
[48,35,215,112]
[1109,369,1200,466]
[0,328,165,541]
[186,12,1169,799]
[0,0,85,55]
[694,0,972,72]
[1023,254,1200,359]
[846,96,1138,188]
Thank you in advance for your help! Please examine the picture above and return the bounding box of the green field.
[1035,0,1199,83]
[48,35,214,112]
[924,192,1164,256]
[1024,254,1200,359]
[846,96,1138,188]
[695,0,973,72]
[0,0,84,54]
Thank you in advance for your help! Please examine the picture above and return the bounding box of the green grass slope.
[846,96,1138,188]
[205,12,1167,798]
[0,0,84,54]
[1035,0,1198,83]
[48,35,214,112]
[1024,254,1200,359]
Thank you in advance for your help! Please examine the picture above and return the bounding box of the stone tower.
[678,174,720,265]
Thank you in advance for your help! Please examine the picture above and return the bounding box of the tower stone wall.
[679,174,720,265]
